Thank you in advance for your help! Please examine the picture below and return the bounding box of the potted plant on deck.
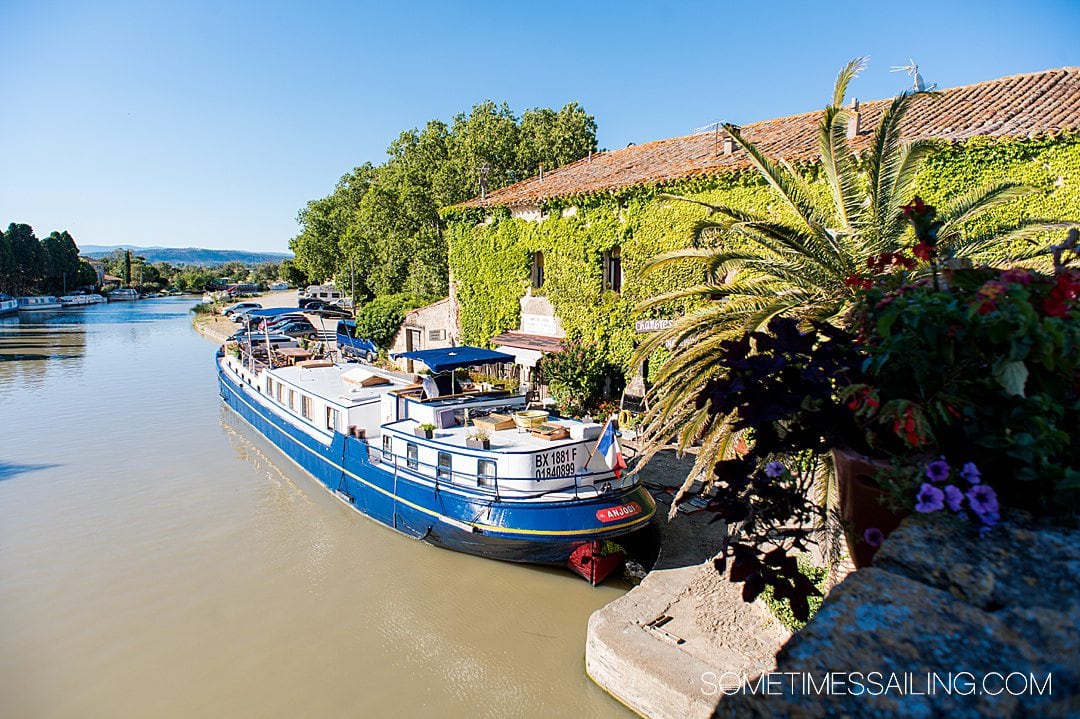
[415,422,436,439]
[466,429,490,450]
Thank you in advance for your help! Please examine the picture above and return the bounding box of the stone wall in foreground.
[715,516,1079,718]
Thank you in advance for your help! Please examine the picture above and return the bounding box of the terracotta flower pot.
[831,447,910,568]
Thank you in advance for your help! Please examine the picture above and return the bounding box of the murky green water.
[0,299,630,718]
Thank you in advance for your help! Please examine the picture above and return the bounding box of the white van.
[301,285,343,302]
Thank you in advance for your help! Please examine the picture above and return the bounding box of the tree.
[291,164,378,286]
[123,250,132,286]
[4,223,43,294]
[41,230,81,292]
[74,260,99,289]
[635,58,1068,481]
[0,226,10,291]
[290,100,598,304]
[519,102,598,177]
[279,259,308,287]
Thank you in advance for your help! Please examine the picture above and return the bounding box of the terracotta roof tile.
[459,67,1080,209]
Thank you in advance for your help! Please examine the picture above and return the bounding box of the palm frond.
[723,123,834,241]
[936,183,1034,240]
[831,57,868,108]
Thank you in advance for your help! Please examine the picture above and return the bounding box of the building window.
[406,443,418,469]
[478,459,496,488]
[326,406,339,431]
[603,246,623,293]
[437,452,452,482]
[531,251,545,289]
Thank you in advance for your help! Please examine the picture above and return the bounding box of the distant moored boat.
[0,293,17,316]
[17,296,62,311]
[58,294,107,307]
[109,289,139,301]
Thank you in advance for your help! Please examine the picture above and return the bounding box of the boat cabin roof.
[267,363,410,408]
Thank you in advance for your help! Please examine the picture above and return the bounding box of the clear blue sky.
[1,0,1077,253]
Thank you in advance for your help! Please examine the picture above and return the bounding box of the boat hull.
[218,364,655,566]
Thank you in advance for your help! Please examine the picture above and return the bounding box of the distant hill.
[80,245,293,266]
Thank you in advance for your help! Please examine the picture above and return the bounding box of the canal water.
[0,299,630,718]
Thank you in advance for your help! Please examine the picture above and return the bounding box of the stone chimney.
[846,98,861,139]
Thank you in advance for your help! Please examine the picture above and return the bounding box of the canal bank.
[584,450,795,719]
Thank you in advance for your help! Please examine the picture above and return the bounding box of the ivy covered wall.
[445,133,1080,374]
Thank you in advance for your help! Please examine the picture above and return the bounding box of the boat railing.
[375,447,618,501]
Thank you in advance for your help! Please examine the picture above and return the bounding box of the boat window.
[267,378,274,396]
[289,389,296,411]
[437,452,452,482]
[406,443,418,469]
[382,435,393,459]
[478,459,496,488]
[276,383,283,404]
[326,406,339,431]
[301,395,313,420]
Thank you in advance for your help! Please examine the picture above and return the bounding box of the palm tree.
[634,57,1062,487]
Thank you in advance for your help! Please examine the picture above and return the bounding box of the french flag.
[595,419,627,479]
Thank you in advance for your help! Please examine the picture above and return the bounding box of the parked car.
[222,301,261,317]
[299,298,331,310]
[270,320,318,340]
[231,306,267,323]
[335,320,378,362]
[255,313,308,331]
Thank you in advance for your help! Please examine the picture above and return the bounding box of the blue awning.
[390,346,515,373]
[246,307,305,317]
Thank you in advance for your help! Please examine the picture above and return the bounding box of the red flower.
[912,242,934,261]
[901,197,926,218]
[844,274,872,290]
[1000,268,1033,285]
[1042,272,1079,317]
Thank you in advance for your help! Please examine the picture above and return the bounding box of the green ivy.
[446,134,1080,374]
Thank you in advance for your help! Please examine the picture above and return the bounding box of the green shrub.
[354,293,428,348]
[761,559,828,632]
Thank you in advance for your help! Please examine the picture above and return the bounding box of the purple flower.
[764,461,785,478]
[967,484,1000,525]
[863,527,885,548]
[944,485,964,512]
[960,462,981,484]
[925,459,950,483]
[915,483,945,513]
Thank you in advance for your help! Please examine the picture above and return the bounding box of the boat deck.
[387,418,602,453]
[267,362,409,408]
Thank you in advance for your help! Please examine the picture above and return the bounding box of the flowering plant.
[843,203,1080,518]
[863,457,999,547]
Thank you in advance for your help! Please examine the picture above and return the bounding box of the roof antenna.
[692,120,724,156]
[890,59,936,92]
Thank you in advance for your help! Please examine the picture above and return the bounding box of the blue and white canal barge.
[217,344,655,580]
[0,293,17,316]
